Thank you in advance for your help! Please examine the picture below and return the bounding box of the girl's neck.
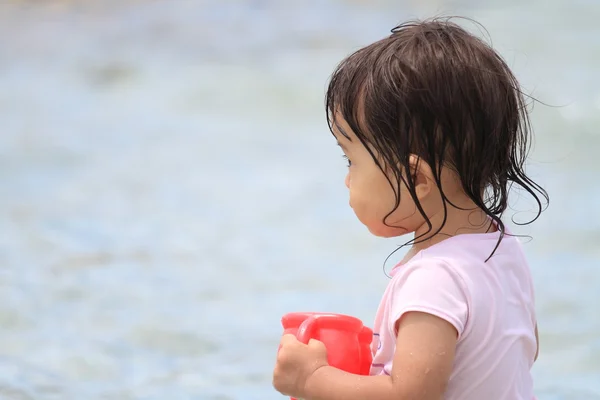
[402,202,496,263]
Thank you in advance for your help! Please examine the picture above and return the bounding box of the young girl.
[272,18,547,400]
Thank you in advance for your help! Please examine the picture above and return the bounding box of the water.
[0,0,599,398]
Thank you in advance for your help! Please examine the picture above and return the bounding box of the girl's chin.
[365,223,409,239]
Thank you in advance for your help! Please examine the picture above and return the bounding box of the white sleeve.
[388,259,469,339]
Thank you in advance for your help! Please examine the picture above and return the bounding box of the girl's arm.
[274,262,465,400]
[303,311,457,400]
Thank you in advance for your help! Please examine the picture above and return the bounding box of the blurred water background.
[1,0,599,399]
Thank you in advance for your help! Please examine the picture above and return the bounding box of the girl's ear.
[408,154,434,200]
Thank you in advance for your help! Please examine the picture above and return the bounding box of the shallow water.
[0,0,599,398]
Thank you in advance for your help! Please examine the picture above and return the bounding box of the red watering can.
[280,312,373,400]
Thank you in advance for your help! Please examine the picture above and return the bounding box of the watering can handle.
[297,315,320,344]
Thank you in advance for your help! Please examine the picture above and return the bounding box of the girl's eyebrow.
[337,141,349,151]
[334,122,353,142]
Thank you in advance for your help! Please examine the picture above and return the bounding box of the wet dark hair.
[325,17,549,260]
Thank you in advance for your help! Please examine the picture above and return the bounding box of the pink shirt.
[370,230,537,399]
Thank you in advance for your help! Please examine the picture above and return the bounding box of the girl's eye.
[342,155,352,167]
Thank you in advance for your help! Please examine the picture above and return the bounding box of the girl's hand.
[272,334,329,398]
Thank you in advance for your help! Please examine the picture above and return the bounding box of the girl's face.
[333,118,426,238]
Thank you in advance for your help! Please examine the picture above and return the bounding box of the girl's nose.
[345,173,350,189]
